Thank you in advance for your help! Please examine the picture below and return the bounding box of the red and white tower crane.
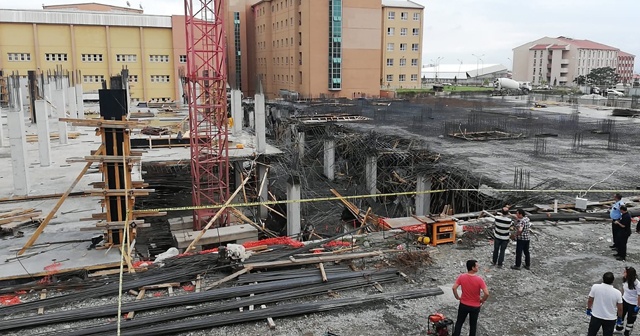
[184,0,229,230]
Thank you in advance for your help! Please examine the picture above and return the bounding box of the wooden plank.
[185,173,252,251]
[261,305,276,329]
[59,118,148,128]
[195,275,202,293]
[81,155,142,163]
[140,282,180,290]
[204,267,252,291]
[18,146,104,255]
[0,212,42,225]
[126,288,145,320]
[173,225,258,249]
[88,189,152,197]
[37,289,47,315]
[318,263,327,282]
[0,208,35,219]
[0,192,86,204]
[245,251,385,270]
[0,261,122,282]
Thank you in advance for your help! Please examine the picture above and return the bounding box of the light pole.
[457,59,463,84]
[472,53,484,85]
[431,57,443,83]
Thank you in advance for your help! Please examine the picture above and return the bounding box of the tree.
[573,75,586,85]
[586,67,620,87]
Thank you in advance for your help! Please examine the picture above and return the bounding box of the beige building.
[512,36,635,86]
[381,0,423,89]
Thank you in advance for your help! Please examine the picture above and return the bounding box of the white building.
[421,63,508,84]
[512,36,635,86]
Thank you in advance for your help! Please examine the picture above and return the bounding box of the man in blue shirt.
[610,193,624,250]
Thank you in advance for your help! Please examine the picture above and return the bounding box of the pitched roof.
[382,0,424,9]
[556,37,618,50]
[529,44,550,50]
[618,51,635,57]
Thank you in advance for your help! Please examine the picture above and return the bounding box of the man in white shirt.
[587,272,623,336]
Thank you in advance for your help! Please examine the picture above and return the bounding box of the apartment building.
[0,4,185,102]
[381,0,423,89]
[512,36,635,86]
[617,51,635,84]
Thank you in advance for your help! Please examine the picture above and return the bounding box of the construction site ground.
[1,94,639,335]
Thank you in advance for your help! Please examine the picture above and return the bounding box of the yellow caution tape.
[138,188,638,213]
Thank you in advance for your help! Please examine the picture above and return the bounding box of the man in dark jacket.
[614,206,632,261]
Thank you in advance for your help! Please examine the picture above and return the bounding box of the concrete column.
[66,86,77,132]
[286,176,301,237]
[35,100,51,167]
[323,139,335,181]
[248,110,255,129]
[415,175,432,216]
[44,83,53,117]
[254,92,266,153]
[365,156,377,195]
[53,84,68,144]
[8,108,29,195]
[0,108,5,147]
[257,164,269,218]
[75,84,85,119]
[297,131,305,160]
[231,89,243,134]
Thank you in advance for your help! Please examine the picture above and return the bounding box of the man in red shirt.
[452,259,490,336]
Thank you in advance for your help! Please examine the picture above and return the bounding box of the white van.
[606,89,624,97]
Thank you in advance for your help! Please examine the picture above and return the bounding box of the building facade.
[512,36,635,86]
[0,5,186,103]
[381,0,423,90]
[617,51,635,84]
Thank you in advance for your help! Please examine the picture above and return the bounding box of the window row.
[8,53,31,61]
[385,74,419,82]
[45,53,67,62]
[387,28,420,36]
[83,75,105,83]
[386,58,419,67]
[149,55,169,63]
[82,54,103,62]
[116,54,137,62]
[150,75,170,83]
[387,11,420,21]
[386,43,420,52]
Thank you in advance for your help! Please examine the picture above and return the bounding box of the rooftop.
[381,0,424,9]
[556,36,619,51]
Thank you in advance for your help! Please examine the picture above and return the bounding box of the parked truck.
[493,78,531,95]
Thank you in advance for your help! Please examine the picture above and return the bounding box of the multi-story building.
[617,51,635,84]
[381,0,423,90]
[512,36,635,86]
[0,0,425,102]
[0,3,184,103]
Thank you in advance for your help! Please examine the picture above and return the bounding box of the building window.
[413,12,420,21]
[400,28,407,36]
[412,28,419,36]
[179,55,187,63]
[150,75,170,83]
[386,74,393,82]
[411,74,418,82]
[8,53,31,62]
[328,0,342,90]
[388,11,395,20]
[149,55,169,63]
[128,75,139,83]
[411,43,419,51]
[399,74,406,82]
[386,58,394,66]
[411,58,418,66]
[401,12,408,20]
[387,27,394,36]
[116,54,137,62]
[45,53,68,62]
[400,43,407,51]
[81,54,103,62]
[234,12,242,89]
[83,75,104,83]
[387,43,394,51]
[399,58,406,66]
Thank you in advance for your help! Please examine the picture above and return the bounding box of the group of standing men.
[491,207,532,270]
[611,193,633,261]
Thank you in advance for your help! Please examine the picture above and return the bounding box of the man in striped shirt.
[492,207,513,268]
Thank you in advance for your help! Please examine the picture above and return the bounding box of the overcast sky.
[8,0,640,73]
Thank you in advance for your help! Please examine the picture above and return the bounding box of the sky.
[8,0,640,73]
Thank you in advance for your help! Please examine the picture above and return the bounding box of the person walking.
[616,267,640,336]
[491,207,512,268]
[614,206,632,261]
[452,259,490,336]
[587,271,623,336]
[511,209,531,270]
[610,193,624,249]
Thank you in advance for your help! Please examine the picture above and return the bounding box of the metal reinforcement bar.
[0,255,222,317]
[236,265,351,284]
[0,269,395,332]
[118,288,444,336]
[57,272,402,336]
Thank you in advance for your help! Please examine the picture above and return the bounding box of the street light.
[472,53,484,85]
[457,59,463,84]
[431,57,443,83]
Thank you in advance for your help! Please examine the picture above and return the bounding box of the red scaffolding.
[184,0,229,230]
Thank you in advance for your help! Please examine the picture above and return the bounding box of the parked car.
[606,89,624,97]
